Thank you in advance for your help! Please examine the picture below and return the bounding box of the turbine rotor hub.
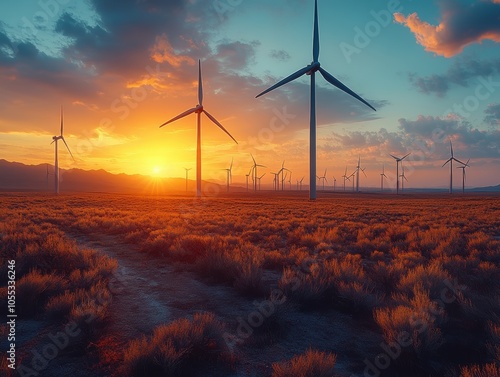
[306,61,321,75]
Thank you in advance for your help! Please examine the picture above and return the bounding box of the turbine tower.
[184,167,192,192]
[51,106,74,194]
[317,168,328,190]
[380,164,387,192]
[256,0,375,200]
[390,153,410,194]
[457,159,470,194]
[245,167,253,192]
[342,166,350,191]
[159,60,238,198]
[223,158,233,193]
[333,176,336,191]
[442,141,466,194]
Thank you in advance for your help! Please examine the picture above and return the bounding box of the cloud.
[484,103,500,126]
[270,49,290,61]
[322,115,500,160]
[408,57,500,97]
[216,41,260,71]
[394,0,500,57]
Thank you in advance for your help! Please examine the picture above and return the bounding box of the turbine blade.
[198,60,203,106]
[465,158,470,167]
[230,158,233,170]
[313,0,319,62]
[203,110,238,144]
[61,137,75,160]
[256,65,310,98]
[389,154,399,160]
[450,140,453,157]
[318,67,376,111]
[159,107,198,127]
[442,158,452,168]
[401,153,411,161]
[453,157,467,166]
[60,106,64,135]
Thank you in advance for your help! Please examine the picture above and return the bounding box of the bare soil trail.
[71,232,382,377]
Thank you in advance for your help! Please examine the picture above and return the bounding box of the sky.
[0,0,499,189]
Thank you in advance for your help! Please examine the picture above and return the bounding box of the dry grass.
[121,312,231,377]
[1,192,499,377]
[271,349,338,377]
[459,363,500,377]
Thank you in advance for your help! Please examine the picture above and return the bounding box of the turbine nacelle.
[306,62,321,75]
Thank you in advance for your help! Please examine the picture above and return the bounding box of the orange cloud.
[150,34,195,67]
[394,1,500,57]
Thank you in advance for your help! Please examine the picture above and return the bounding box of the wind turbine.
[349,170,356,192]
[299,176,305,191]
[317,168,328,190]
[442,141,466,194]
[51,107,74,194]
[400,165,408,192]
[159,60,238,198]
[256,0,375,201]
[342,166,350,191]
[390,153,411,194]
[355,157,366,193]
[380,164,387,192]
[271,172,280,191]
[245,167,253,192]
[251,154,266,191]
[257,173,266,191]
[277,161,290,191]
[333,176,337,191]
[184,167,192,192]
[457,159,470,194]
[288,170,293,190]
[223,158,233,192]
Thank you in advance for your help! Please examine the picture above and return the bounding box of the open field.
[1,192,499,377]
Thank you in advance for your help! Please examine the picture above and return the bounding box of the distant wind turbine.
[380,164,387,192]
[400,165,408,192]
[317,168,328,190]
[333,176,336,191]
[342,166,350,191]
[51,106,74,194]
[256,0,375,200]
[390,153,411,194]
[223,158,233,192]
[159,60,238,198]
[442,141,466,194]
[355,157,366,193]
[245,167,253,192]
[184,167,192,192]
[271,172,280,191]
[457,159,470,194]
[299,176,305,191]
[257,173,266,191]
[46,164,53,192]
[251,154,266,192]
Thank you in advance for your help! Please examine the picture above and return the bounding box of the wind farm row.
[181,142,471,195]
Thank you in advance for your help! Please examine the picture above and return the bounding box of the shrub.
[459,363,500,377]
[272,349,338,377]
[122,312,231,377]
[16,270,64,317]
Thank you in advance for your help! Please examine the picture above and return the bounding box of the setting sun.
[151,166,161,176]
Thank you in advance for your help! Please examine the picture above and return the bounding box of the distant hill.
[0,159,232,194]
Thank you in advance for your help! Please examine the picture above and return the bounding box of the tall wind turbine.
[184,167,192,192]
[442,141,466,194]
[51,107,74,194]
[457,159,470,194]
[256,0,375,200]
[390,153,410,194]
[251,154,266,191]
[159,60,238,198]
[380,164,387,192]
[223,158,233,192]
[257,173,266,191]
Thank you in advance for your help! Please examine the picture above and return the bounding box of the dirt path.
[72,233,382,377]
